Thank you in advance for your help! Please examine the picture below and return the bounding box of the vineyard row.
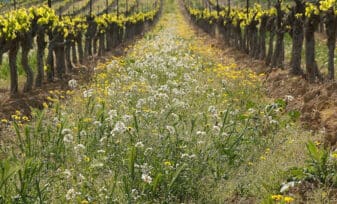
[0,1,161,96]
[185,0,337,82]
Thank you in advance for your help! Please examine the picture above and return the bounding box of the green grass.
[0,49,38,81]
[267,31,336,78]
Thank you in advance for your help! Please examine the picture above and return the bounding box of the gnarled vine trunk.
[93,36,98,55]
[76,34,84,64]
[65,37,74,73]
[47,32,55,82]
[266,17,275,66]
[21,32,34,92]
[36,27,46,87]
[85,17,96,58]
[305,15,322,82]
[106,26,114,51]
[0,38,9,65]
[290,0,305,75]
[9,40,19,96]
[98,33,105,56]
[71,41,78,65]
[324,9,336,80]
[271,1,285,68]
[54,32,66,79]
[259,15,268,60]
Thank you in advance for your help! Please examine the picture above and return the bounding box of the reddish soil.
[185,14,337,146]
[0,65,92,119]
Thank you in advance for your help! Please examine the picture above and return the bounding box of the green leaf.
[306,141,322,162]
[152,173,163,192]
[168,163,187,191]
[288,110,300,121]
[129,146,136,181]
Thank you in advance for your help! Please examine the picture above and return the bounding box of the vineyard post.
[89,0,92,16]
[13,0,16,9]
[117,0,119,19]
[146,0,148,12]
[125,0,128,16]
[48,0,51,8]
[208,0,211,13]
[106,0,108,14]
[227,0,230,16]
[246,0,249,18]
[216,0,219,16]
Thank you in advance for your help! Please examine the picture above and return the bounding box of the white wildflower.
[78,173,85,182]
[74,144,85,152]
[208,106,217,115]
[63,169,71,179]
[222,132,229,137]
[79,130,87,137]
[100,136,107,143]
[213,125,221,134]
[108,110,118,118]
[144,147,153,155]
[181,153,189,158]
[91,162,104,168]
[268,116,278,124]
[284,95,294,102]
[136,99,146,109]
[61,128,72,135]
[63,134,73,143]
[135,142,144,148]
[166,125,175,135]
[113,121,126,133]
[131,189,140,200]
[197,140,205,145]
[122,114,132,122]
[93,121,102,127]
[68,79,78,89]
[83,89,94,98]
[196,131,206,136]
[65,188,76,200]
[97,149,106,153]
[141,174,152,184]
[53,117,59,124]
[280,181,296,193]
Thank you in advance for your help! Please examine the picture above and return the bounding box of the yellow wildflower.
[11,115,20,120]
[283,196,294,203]
[43,102,49,109]
[271,194,283,201]
[1,119,8,123]
[331,153,337,159]
[164,161,172,166]
[314,141,321,146]
[84,156,90,162]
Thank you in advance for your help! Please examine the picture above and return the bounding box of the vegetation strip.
[2,0,332,203]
